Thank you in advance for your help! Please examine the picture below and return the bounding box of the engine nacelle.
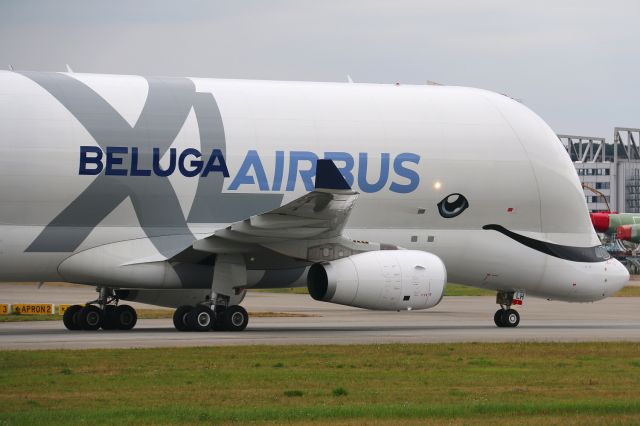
[307,250,447,311]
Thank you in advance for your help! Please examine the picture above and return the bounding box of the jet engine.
[307,250,446,310]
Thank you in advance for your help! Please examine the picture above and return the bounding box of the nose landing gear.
[494,290,521,328]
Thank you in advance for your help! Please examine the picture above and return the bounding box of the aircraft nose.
[605,258,629,296]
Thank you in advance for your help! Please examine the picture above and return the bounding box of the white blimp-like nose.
[602,258,630,298]
[538,255,629,302]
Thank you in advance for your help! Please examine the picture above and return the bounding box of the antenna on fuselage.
[347,75,354,83]
[8,64,14,71]
[66,64,74,73]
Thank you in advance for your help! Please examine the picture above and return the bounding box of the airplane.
[590,212,640,243]
[617,225,640,243]
[0,70,629,332]
[590,212,640,234]
[590,212,640,244]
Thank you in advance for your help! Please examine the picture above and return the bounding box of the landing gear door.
[513,290,525,306]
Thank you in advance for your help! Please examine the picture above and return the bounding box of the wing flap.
[249,214,327,229]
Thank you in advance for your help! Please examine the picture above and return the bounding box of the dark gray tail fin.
[315,159,351,190]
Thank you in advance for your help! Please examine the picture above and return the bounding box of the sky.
[1,0,638,140]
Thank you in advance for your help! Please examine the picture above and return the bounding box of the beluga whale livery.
[0,70,629,332]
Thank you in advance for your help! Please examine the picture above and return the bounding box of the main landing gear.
[494,290,520,328]
[172,304,249,332]
[62,287,137,331]
[173,253,251,332]
[172,290,249,332]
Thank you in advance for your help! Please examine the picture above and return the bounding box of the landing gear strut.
[494,291,520,328]
[62,287,137,331]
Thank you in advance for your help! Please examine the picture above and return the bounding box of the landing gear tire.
[223,305,249,332]
[187,306,214,332]
[173,305,194,331]
[114,305,137,330]
[63,288,137,332]
[63,305,83,330]
[211,316,226,331]
[101,306,118,330]
[504,309,520,327]
[78,305,104,331]
[211,305,226,331]
[494,309,520,328]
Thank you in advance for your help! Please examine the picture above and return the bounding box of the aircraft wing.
[191,160,361,258]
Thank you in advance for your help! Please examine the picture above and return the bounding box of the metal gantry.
[613,128,640,161]
[557,134,608,163]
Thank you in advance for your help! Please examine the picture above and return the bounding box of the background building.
[559,128,640,213]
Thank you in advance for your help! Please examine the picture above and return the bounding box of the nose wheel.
[494,308,520,327]
[494,290,521,328]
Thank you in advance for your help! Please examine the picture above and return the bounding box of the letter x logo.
[21,72,282,255]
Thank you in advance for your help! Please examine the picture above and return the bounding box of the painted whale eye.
[437,193,469,218]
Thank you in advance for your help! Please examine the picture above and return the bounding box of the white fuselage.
[0,71,629,303]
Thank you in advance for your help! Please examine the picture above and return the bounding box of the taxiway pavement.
[0,283,639,350]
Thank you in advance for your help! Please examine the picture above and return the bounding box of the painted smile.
[482,224,609,263]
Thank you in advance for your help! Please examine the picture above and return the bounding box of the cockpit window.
[595,245,610,260]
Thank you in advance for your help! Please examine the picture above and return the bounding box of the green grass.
[441,284,640,297]
[1,342,640,424]
[614,286,640,297]
[0,314,63,322]
[443,283,495,296]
